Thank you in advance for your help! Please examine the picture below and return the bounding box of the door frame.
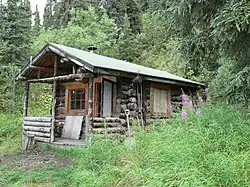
[93,76,117,118]
[93,77,102,117]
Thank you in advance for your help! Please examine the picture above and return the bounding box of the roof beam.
[29,66,69,74]
[27,73,92,83]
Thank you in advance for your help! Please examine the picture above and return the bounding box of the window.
[151,84,171,116]
[70,90,85,110]
[65,83,88,115]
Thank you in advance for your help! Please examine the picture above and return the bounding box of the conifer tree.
[53,0,72,28]
[104,0,142,34]
[0,0,7,64]
[106,0,126,28]
[126,0,142,34]
[4,0,32,66]
[33,5,41,34]
[43,0,56,29]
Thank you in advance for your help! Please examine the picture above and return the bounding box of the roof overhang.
[17,43,205,88]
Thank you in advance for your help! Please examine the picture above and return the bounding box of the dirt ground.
[0,150,73,170]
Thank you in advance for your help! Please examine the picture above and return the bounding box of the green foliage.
[212,59,250,106]
[0,65,23,113]
[3,0,32,66]
[43,0,56,30]
[1,105,250,186]
[146,0,250,104]
[33,5,41,35]
[33,7,117,57]
[28,83,52,117]
[0,114,22,156]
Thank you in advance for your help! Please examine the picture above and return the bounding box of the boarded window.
[151,85,170,116]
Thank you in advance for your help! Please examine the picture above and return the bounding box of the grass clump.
[0,114,22,156]
[1,104,250,186]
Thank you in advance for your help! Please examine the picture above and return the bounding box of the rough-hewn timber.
[85,77,93,144]
[27,74,90,83]
[23,117,52,144]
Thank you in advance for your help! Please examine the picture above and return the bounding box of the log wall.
[171,88,182,113]
[55,83,66,137]
[50,77,190,140]
[118,78,139,120]
[142,82,151,124]
[23,117,52,143]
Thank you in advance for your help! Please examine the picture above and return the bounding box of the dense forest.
[0,0,249,113]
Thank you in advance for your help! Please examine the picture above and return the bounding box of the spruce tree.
[43,0,56,29]
[33,5,41,34]
[0,0,7,64]
[126,0,142,34]
[106,0,126,28]
[53,0,72,28]
[104,0,142,34]
[4,0,32,66]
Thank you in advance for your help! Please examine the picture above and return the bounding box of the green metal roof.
[49,43,203,87]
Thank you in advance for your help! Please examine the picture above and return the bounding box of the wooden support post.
[51,56,58,142]
[72,65,77,74]
[22,81,30,150]
[23,82,30,117]
[85,76,93,145]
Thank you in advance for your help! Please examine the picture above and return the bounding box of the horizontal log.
[24,126,51,133]
[93,134,127,139]
[27,73,91,83]
[24,117,52,122]
[29,66,68,74]
[92,127,126,134]
[34,137,51,143]
[55,115,65,120]
[92,117,121,123]
[92,122,121,128]
[25,131,51,138]
[24,121,51,127]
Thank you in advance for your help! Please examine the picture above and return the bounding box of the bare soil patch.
[0,150,73,170]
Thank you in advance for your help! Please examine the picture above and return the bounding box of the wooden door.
[103,80,112,117]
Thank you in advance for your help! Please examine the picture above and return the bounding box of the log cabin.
[17,43,204,148]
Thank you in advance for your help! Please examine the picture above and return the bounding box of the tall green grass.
[1,104,250,186]
[0,114,22,156]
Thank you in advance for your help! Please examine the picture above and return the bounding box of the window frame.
[65,83,88,116]
[150,83,172,117]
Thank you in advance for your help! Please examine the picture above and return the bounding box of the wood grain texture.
[62,116,83,139]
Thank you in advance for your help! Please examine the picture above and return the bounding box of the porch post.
[22,81,30,150]
[51,56,58,142]
[23,81,30,117]
[85,76,93,145]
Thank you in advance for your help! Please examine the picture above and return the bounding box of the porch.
[22,115,129,149]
